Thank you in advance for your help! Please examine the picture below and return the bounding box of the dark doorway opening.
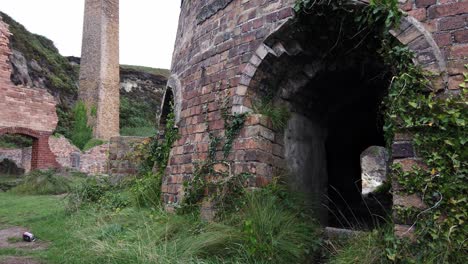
[283,59,391,229]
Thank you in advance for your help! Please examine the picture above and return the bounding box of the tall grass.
[73,188,321,263]
[11,170,70,195]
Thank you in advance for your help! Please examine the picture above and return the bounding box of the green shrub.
[70,101,93,150]
[11,170,70,195]
[0,134,33,149]
[129,172,162,208]
[238,189,321,263]
[120,97,155,129]
[67,176,112,211]
[120,126,156,137]
[253,99,290,131]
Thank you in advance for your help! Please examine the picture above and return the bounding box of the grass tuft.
[10,170,70,195]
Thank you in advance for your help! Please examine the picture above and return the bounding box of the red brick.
[434,33,452,47]
[408,8,427,21]
[427,2,468,19]
[438,16,465,31]
[454,30,468,43]
[415,0,436,8]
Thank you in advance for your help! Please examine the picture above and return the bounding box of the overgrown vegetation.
[11,170,71,195]
[253,98,290,131]
[69,101,93,150]
[294,0,467,263]
[0,134,33,149]
[120,64,170,78]
[120,97,157,137]
[0,12,78,94]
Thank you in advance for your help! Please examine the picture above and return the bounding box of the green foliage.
[381,27,467,264]
[294,0,467,263]
[120,97,155,129]
[130,171,163,208]
[180,105,247,214]
[0,134,33,149]
[127,107,179,208]
[120,64,171,78]
[82,138,105,151]
[120,126,156,137]
[253,99,290,131]
[11,170,70,195]
[0,12,77,93]
[70,101,93,150]
[222,112,247,158]
[240,189,321,263]
[67,175,130,211]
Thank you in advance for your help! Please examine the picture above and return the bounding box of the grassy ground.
[0,187,322,263]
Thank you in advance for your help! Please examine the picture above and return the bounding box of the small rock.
[360,146,389,195]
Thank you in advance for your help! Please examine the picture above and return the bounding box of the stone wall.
[162,0,466,219]
[79,144,110,175]
[108,136,149,181]
[0,147,31,173]
[48,135,80,168]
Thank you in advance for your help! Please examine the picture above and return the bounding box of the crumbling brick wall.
[0,17,59,170]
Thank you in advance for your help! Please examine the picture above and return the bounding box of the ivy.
[294,0,467,262]
[179,99,248,216]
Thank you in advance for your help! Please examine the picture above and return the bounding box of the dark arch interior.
[159,87,175,129]
[251,11,395,228]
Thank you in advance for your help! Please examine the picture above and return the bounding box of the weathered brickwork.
[79,0,120,140]
[108,136,148,180]
[162,0,466,223]
[0,17,59,170]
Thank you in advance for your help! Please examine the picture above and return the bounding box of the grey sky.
[0,0,180,69]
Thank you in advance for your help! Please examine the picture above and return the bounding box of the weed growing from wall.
[179,95,247,215]
[70,101,93,150]
[129,106,180,207]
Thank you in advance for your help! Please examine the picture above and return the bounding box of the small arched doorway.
[0,127,59,171]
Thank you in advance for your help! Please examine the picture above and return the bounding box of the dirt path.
[0,226,48,264]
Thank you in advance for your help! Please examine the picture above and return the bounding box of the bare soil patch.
[0,257,40,264]
[0,227,48,250]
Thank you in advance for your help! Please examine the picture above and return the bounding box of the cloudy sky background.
[0,0,180,69]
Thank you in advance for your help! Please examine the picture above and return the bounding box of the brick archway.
[226,4,451,227]
[0,127,59,170]
[232,15,447,113]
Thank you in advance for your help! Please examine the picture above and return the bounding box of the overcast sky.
[0,0,180,69]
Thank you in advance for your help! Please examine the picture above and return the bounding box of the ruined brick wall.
[0,20,58,133]
[48,135,80,168]
[108,136,148,181]
[162,0,467,220]
[0,17,59,170]
[79,0,120,140]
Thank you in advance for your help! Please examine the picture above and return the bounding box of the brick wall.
[108,136,148,181]
[162,0,466,221]
[0,16,59,170]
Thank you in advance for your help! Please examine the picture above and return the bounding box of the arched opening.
[0,133,33,177]
[244,8,397,229]
[0,127,59,171]
[159,87,175,130]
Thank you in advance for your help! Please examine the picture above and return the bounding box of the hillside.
[0,11,167,140]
